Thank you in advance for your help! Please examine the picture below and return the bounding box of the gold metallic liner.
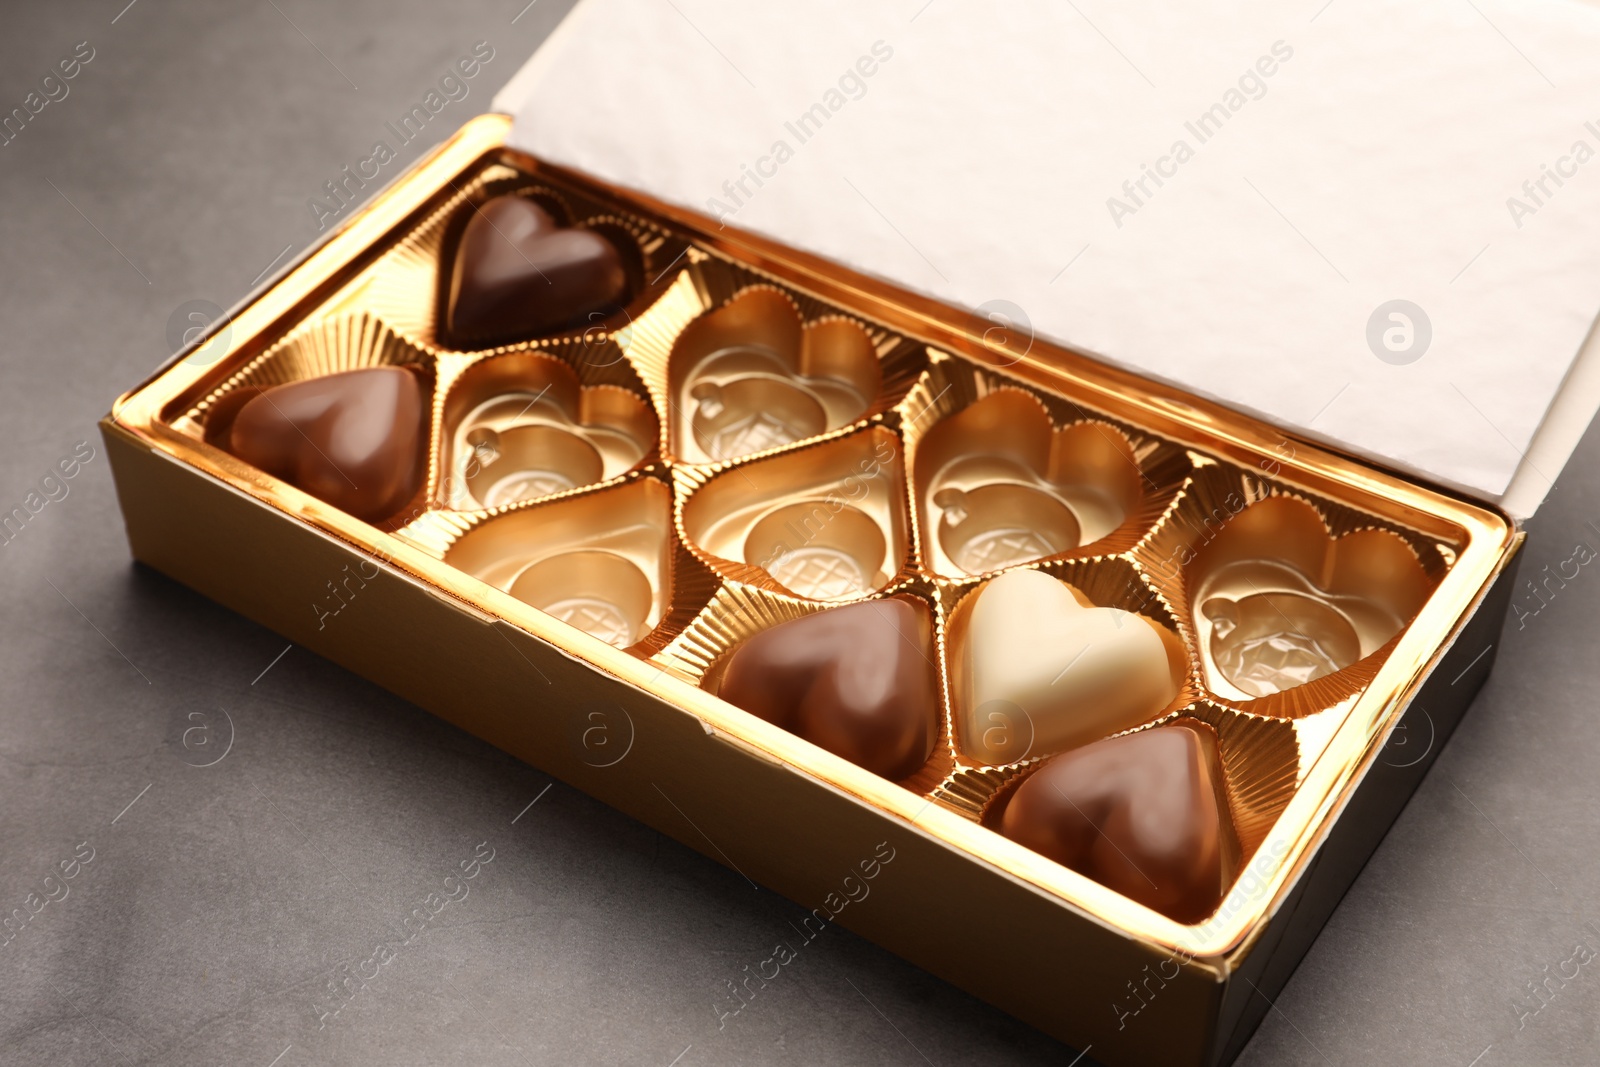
[109,115,1518,968]
[899,353,1192,578]
[431,471,718,658]
[176,311,437,533]
[674,424,913,601]
[437,348,658,511]
[366,164,681,356]
[624,261,926,466]
[180,311,432,434]
[1137,461,1448,719]
[974,705,1296,870]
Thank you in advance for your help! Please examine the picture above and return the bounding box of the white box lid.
[495,0,1600,520]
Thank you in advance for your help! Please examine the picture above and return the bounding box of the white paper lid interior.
[495,0,1600,521]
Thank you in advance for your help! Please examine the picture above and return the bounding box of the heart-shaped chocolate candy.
[718,597,939,780]
[445,195,631,346]
[228,366,426,524]
[958,569,1184,765]
[1000,720,1239,923]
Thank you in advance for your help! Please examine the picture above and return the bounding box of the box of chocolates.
[104,111,1530,1066]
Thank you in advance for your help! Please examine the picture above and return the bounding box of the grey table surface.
[2,3,1597,1065]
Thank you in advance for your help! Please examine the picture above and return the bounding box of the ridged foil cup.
[899,354,1190,580]
[182,311,432,436]
[178,311,436,532]
[967,703,1299,881]
[364,165,683,356]
[430,474,718,658]
[432,344,659,512]
[674,424,916,602]
[1136,460,1449,719]
[622,259,926,465]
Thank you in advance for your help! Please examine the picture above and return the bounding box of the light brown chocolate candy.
[228,366,426,524]
[1000,720,1239,923]
[718,597,939,781]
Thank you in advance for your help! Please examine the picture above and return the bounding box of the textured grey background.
[1,3,1597,1065]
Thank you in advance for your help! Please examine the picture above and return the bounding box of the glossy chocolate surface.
[955,569,1185,765]
[718,597,939,780]
[228,366,426,524]
[445,195,630,345]
[1000,720,1238,923]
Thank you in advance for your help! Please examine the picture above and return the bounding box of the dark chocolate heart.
[228,366,426,524]
[718,597,940,780]
[999,720,1239,923]
[445,195,631,346]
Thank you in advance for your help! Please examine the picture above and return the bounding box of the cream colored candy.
[958,569,1184,765]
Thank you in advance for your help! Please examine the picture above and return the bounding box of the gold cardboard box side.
[99,414,1229,1064]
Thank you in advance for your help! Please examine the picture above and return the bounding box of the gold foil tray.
[115,118,1513,954]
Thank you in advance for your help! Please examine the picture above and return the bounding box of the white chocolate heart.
[957,569,1184,765]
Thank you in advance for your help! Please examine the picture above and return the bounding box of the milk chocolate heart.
[718,597,939,780]
[445,196,631,346]
[228,366,426,524]
[956,569,1185,765]
[999,720,1239,923]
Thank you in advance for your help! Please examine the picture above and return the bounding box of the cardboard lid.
[494,0,1600,519]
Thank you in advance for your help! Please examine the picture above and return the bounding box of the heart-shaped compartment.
[1184,495,1434,705]
[678,427,910,602]
[995,718,1241,923]
[442,479,675,650]
[667,288,881,464]
[913,390,1145,577]
[440,193,643,349]
[948,568,1187,767]
[439,351,658,510]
